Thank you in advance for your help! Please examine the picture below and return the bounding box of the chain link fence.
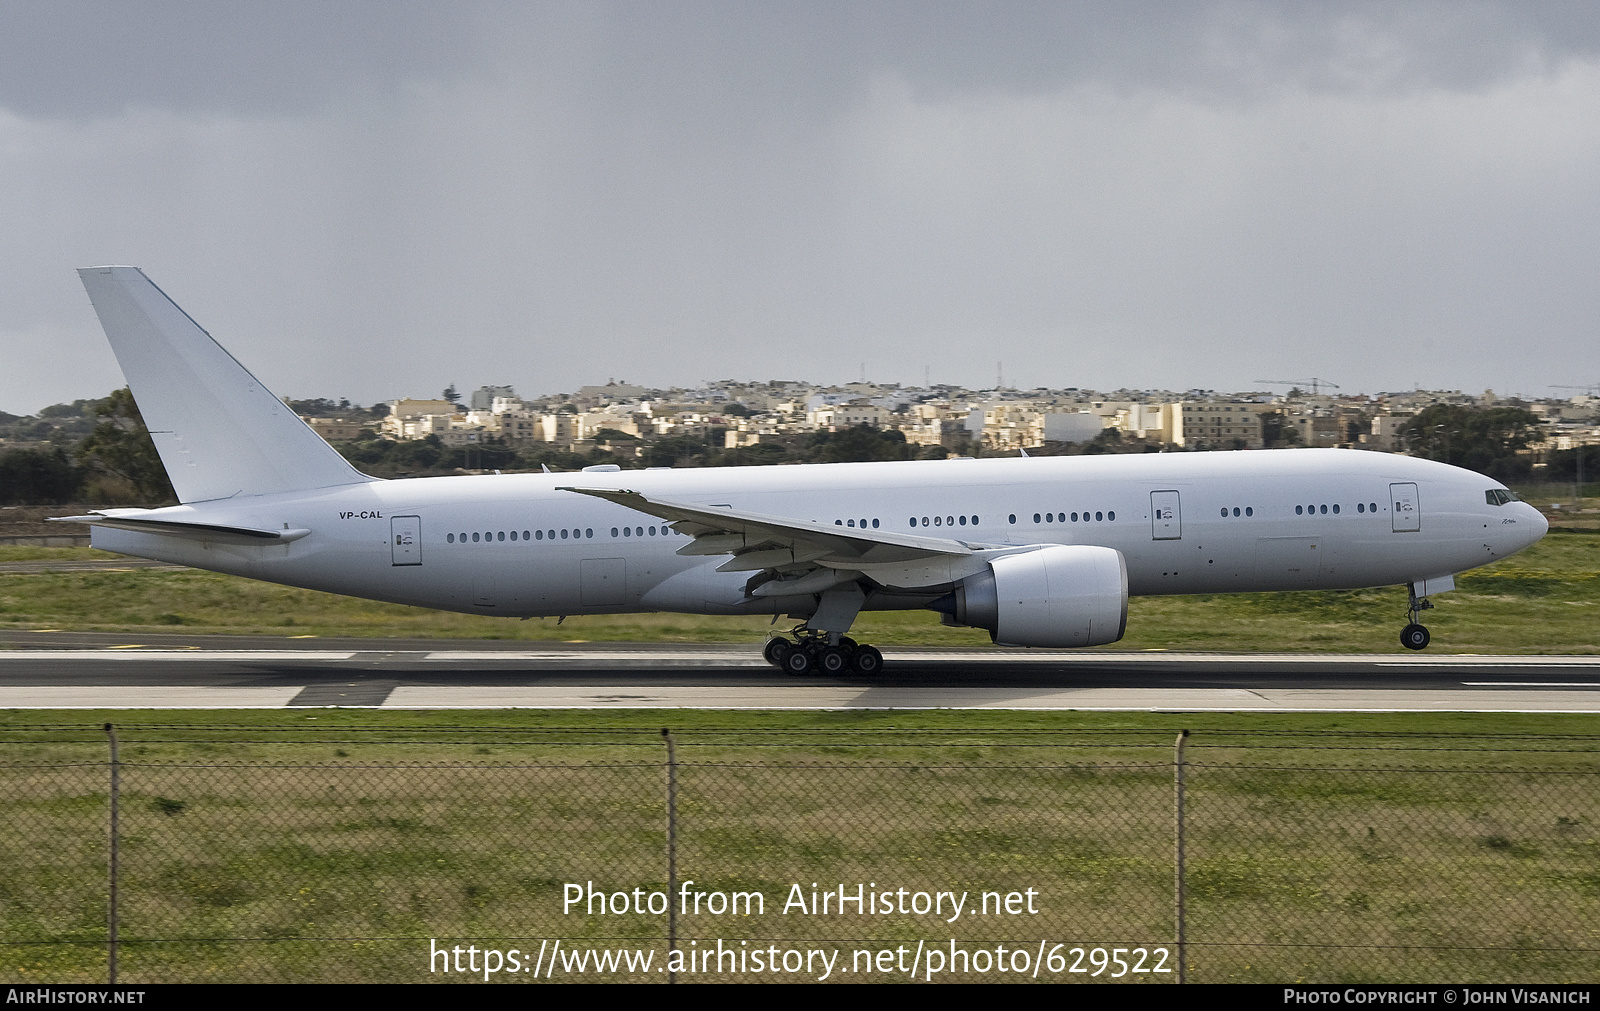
[1,726,1596,983]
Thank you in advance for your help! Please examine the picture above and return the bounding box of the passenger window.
[1108,511,1115,521]
[498,531,505,541]
[1033,513,1041,523]
[872,519,880,528]
[1008,514,1016,524]
[934,516,943,526]
[586,529,593,538]
[909,517,917,527]
[847,519,856,527]
[1220,508,1227,518]
[472,532,480,542]
[1296,506,1303,515]
[946,516,954,526]
[1320,505,1327,515]
[1095,512,1103,521]
[560,530,568,539]
[859,518,867,528]
[923,516,930,526]
[650,526,657,535]
[1371,503,1378,513]
[1232,507,1240,517]
[523,530,530,540]
[1072,512,1078,522]
[1244,508,1251,517]
[1332,504,1340,514]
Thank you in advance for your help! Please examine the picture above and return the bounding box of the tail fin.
[77,266,374,503]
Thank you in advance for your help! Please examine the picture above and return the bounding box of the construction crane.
[1550,383,1600,398]
[1254,378,1342,396]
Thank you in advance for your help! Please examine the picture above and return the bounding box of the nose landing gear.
[764,626,884,675]
[1400,587,1434,651]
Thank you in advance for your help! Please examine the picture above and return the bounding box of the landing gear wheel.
[782,648,814,675]
[817,646,850,675]
[1400,623,1431,651]
[852,644,884,674]
[763,638,791,667]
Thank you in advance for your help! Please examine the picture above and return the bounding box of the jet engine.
[944,544,1128,647]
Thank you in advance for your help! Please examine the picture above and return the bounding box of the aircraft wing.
[558,486,992,593]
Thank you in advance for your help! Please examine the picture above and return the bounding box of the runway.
[1,632,1598,711]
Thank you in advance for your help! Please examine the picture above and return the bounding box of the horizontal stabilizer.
[77,266,375,503]
[52,513,309,545]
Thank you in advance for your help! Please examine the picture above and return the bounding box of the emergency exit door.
[391,515,421,565]
[1151,491,1181,540]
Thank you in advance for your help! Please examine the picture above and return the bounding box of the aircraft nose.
[1527,504,1550,543]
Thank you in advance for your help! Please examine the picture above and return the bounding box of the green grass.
[2,533,1597,651]
[1,714,1595,984]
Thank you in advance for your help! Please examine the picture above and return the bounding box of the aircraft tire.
[782,648,814,675]
[818,646,850,675]
[763,638,791,667]
[1400,623,1431,651]
[853,645,884,674]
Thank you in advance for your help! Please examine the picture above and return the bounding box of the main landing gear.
[764,627,884,675]
[1400,587,1434,651]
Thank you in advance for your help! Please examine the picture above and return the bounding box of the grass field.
[2,530,1597,652]
[2,712,1597,984]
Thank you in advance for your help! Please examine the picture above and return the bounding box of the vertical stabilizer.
[78,266,375,503]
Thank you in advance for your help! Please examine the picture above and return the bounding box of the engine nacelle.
[950,545,1128,648]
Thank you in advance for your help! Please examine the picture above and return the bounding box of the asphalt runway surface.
[1,631,1597,711]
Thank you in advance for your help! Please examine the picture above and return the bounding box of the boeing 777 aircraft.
[62,267,1548,673]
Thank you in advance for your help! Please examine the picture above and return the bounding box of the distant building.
[302,418,366,441]
[1171,401,1265,449]
[469,385,518,411]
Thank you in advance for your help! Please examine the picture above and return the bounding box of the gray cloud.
[2,2,1598,413]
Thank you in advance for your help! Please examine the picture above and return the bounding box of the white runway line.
[380,685,1600,712]
[1462,682,1600,687]
[0,650,358,661]
[420,651,761,664]
[0,648,1595,667]
[0,687,304,708]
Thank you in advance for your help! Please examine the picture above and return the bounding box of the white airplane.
[61,266,1548,672]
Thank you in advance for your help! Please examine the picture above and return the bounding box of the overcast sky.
[3,1,1598,414]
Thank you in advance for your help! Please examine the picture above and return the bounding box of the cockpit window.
[1485,489,1518,506]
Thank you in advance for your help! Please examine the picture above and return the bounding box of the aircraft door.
[1390,483,1420,532]
[391,516,421,565]
[1151,491,1181,540]
[581,558,628,606]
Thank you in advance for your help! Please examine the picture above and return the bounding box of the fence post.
[104,723,119,986]
[1174,729,1189,984]
[662,728,677,984]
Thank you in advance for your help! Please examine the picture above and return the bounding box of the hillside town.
[305,377,1600,463]
[2,376,1597,508]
